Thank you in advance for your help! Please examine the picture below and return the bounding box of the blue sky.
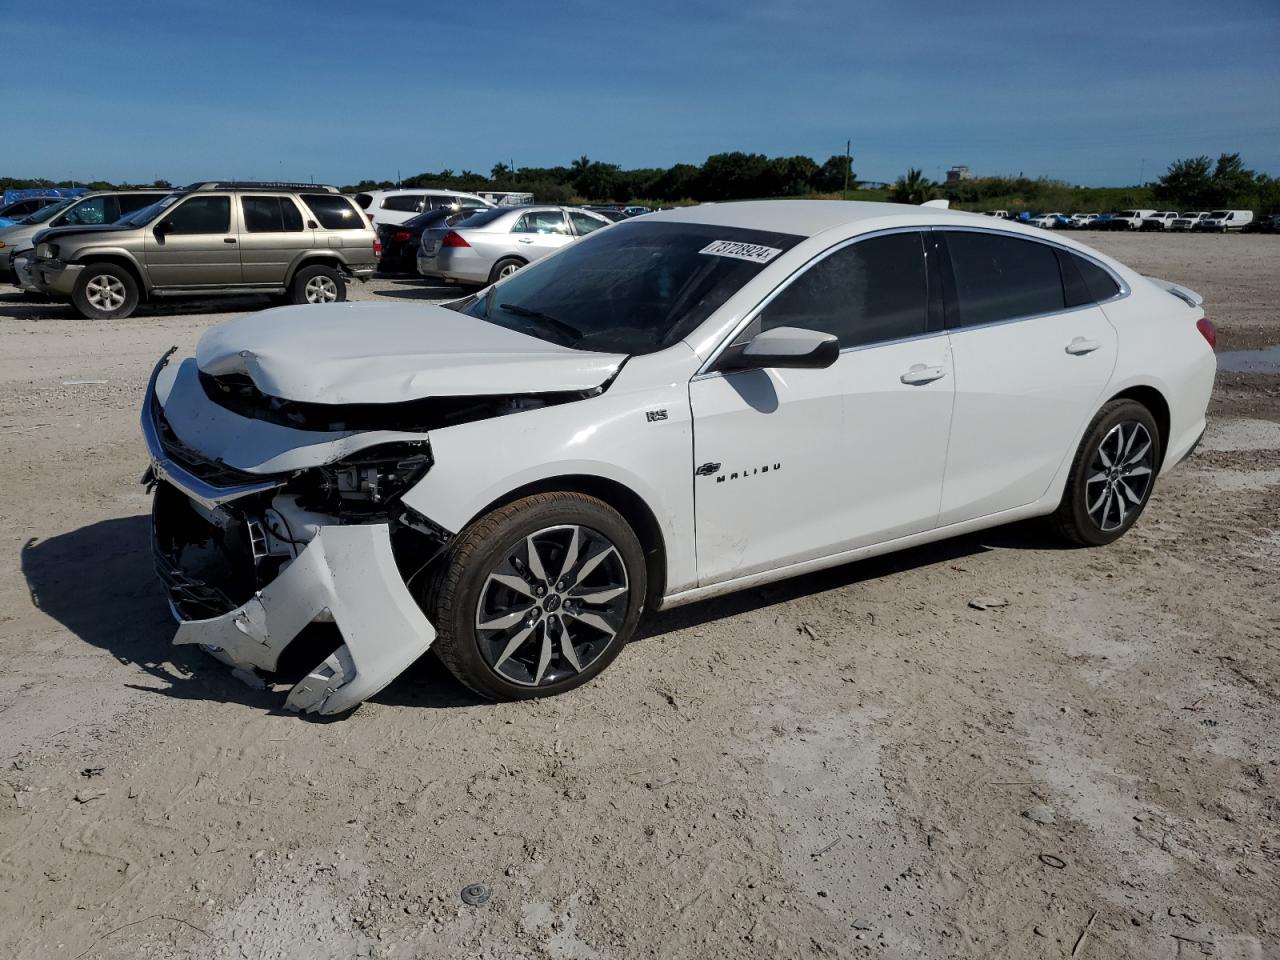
[8,0,1279,187]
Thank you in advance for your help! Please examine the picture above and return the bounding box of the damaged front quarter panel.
[171,522,438,715]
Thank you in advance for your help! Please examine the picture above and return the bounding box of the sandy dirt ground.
[0,233,1277,960]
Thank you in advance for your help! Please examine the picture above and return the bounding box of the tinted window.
[381,194,424,212]
[759,232,928,348]
[514,211,568,234]
[461,220,804,354]
[119,193,163,214]
[569,211,606,236]
[1074,254,1120,303]
[60,196,118,226]
[454,208,510,229]
[353,193,373,209]
[301,194,365,229]
[944,231,1064,327]
[242,196,304,232]
[165,196,231,234]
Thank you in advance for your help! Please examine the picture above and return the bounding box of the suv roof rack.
[183,181,341,193]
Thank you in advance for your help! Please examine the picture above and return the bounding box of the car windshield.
[115,194,183,227]
[461,220,804,355]
[22,198,76,224]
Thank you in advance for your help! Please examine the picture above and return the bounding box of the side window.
[569,212,606,236]
[119,194,160,215]
[300,194,365,229]
[242,196,305,233]
[165,196,231,234]
[758,232,929,348]
[381,194,425,212]
[60,196,114,226]
[943,231,1064,327]
[1066,252,1121,304]
[513,211,568,234]
[353,193,373,210]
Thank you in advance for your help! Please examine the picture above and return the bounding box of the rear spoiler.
[1145,276,1203,307]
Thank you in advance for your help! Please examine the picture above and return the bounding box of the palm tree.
[571,155,591,176]
[890,168,935,205]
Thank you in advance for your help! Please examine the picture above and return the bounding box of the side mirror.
[721,326,839,372]
[154,219,175,237]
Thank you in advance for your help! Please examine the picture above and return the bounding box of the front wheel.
[71,263,139,319]
[291,265,346,305]
[427,492,647,700]
[1052,399,1160,546]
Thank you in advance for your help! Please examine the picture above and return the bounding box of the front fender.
[400,353,698,595]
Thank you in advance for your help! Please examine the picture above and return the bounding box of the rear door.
[937,229,1119,525]
[143,193,241,287]
[238,195,309,285]
[511,210,574,262]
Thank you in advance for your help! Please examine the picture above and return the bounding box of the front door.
[143,193,242,287]
[690,230,955,586]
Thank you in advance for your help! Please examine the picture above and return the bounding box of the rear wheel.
[427,492,647,700]
[1052,399,1160,546]
[291,265,345,305]
[489,257,524,284]
[71,263,139,319]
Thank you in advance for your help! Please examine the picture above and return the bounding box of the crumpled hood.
[196,302,626,404]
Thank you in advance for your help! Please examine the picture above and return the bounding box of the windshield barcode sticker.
[699,240,782,264]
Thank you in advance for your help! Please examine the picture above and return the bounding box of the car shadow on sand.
[21,513,1067,715]
[372,283,465,301]
[0,291,279,321]
[19,514,478,716]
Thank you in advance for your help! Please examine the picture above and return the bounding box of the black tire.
[426,492,647,701]
[290,265,346,305]
[1052,399,1160,547]
[71,263,139,319]
[488,257,525,284]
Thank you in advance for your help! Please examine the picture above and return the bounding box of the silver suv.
[30,182,377,320]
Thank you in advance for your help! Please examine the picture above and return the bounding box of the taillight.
[373,238,382,257]
[1196,317,1216,350]
[441,231,470,248]
[392,231,411,243]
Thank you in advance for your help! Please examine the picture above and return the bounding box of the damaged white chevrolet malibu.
[143,201,1216,714]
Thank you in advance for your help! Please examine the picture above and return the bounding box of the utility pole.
[843,139,851,201]
[1139,157,1146,185]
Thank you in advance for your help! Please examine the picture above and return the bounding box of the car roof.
[645,200,992,238]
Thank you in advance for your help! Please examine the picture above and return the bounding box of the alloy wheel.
[498,263,520,279]
[474,524,629,687]
[304,275,339,303]
[85,274,126,312]
[1085,421,1154,532]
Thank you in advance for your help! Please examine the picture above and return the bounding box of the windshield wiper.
[498,303,583,343]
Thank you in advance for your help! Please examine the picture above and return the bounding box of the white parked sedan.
[143,201,1216,714]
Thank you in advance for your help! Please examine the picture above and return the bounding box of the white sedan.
[143,201,1216,713]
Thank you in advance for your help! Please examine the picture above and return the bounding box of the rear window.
[353,193,373,209]
[452,208,510,229]
[462,220,804,355]
[301,194,366,230]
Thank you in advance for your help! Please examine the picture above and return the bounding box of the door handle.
[900,363,946,385]
[517,237,534,244]
[1065,336,1101,355]
[223,238,238,244]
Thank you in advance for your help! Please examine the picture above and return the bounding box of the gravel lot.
[0,233,1277,959]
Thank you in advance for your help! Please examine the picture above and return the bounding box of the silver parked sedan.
[418,205,610,286]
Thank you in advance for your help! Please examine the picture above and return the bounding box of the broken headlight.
[295,441,432,514]
[35,242,59,260]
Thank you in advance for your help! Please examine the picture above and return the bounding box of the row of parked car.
[0,182,661,318]
[983,208,1275,232]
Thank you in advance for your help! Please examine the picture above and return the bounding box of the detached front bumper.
[143,351,438,715]
[169,522,436,714]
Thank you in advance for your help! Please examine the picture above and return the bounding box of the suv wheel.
[72,264,139,320]
[427,492,647,701]
[292,265,346,305]
[1052,399,1160,546]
